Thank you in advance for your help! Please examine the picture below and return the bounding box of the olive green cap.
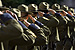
[52,4,60,10]
[73,13,75,15]
[0,0,9,10]
[61,5,69,11]
[18,4,28,12]
[69,8,74,13]
[0,7,9,10]
[39,2,50,10]
[28,4,38,12]
[11,8,21,17]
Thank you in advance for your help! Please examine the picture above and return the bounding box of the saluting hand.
[28,14,36,23]
[38,11,44,17]
[49,9,56,15]
[62,10,68,16]
[6,10,19,20]
[67,11,74,16]
[0,11,3,15]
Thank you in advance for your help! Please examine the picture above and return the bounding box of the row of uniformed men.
[0,1,75,50]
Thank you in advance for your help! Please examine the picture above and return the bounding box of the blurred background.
[1,0,75,9]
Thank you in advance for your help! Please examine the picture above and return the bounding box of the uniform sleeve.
[66,14,74,21]
[43,13,51,18]
[66,14,75,26]
[28,23,46,46]
[0,13,25,41]
[73,16,75,18]
[46,17,59,27]
[33,29,46,46]
[9,29,36,46]
[55,13,62,17]
[42,26,51,36]
[35,20,44,27]
[18,21,28,29]
[43,13,53,19]
[35,21,51,36]
[37,17,59,27]
[66,14,72,19]
[28,23,40,32]
[0,13,14,23]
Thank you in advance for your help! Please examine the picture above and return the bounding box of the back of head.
[28,4,38,12]
[52,4,60,10]
[39,2,50,10]
[61,5,69,11]
[18,4,28,12]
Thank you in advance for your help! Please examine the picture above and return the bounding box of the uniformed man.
[5,9,36,50]
[28,4,51,50]
[38,2,60,50]
[28,4,51,37]
[69,8,75,50]
[66,7,75,50]
[12,4,46,50]
[4,8,36,50]
[0,0,24,41]
[39,3,72,50]
[51,4,69,50]
[0,1,28,50]
[56,5,74,50]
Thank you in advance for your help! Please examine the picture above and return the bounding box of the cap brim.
[38,9,49,11]
[28,10,38,13]
[0,7,9,10]
[38,9,50,12]
[56,9,64,12]
[73,13,75,15]
[21,10,28,12]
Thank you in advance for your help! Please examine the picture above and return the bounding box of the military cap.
[28,4,38,12]
[11,8,21,17]
[0,0,9,10]
[73,13,75,15]
[0,6,9,10]
[61,5,69,11]
[18,4,28,12]
[39,2,50,10]
[69,8,74,13]
[52,4,60,10]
